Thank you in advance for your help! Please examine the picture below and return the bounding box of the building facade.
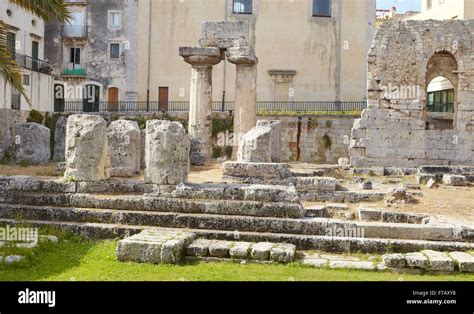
[408,0,474,20]
[0,1,54,112]
[45,0,138,110]
[137,0,376,105]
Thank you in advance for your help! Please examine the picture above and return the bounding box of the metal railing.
[61,25,87,38]
[56,100,367,113]
[11,94,21,110]
[62,66,87,76]
[428,102,454,113]
[14,53,52,74]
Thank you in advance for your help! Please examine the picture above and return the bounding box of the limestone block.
[405,252,429,269]
[199,21,251,49]
[270,243,296,263]
[426,179,438,189]
[256,120,281,162]
[329,261,375,270]
[186,239,211,257]
[144,120,190,185]
[237,123,272,163]
[382,253,406,268]
[53,116,67,162]
[338,158,350,166]
[305,205,326,218]
[416,173,436,185]
[250,242,274,261]
[63,115,110,182]
[442,174,468,186]
[222,161,291,179]
[360,181,373,190]
[13,123,51,165]
[208,241,231,258]
[448,252,474,273]
[107,120,141,177]
[422,250,455,272]
[296,177,337,192]
[357,207,382,222]
[229,242,252,259]
[116,229,196,264]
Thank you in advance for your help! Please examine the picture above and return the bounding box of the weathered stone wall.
[350,20,474,167]
[259,115,356,164]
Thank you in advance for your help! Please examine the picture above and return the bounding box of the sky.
[377,0,422,13]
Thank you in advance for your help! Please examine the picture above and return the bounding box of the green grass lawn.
[1,239,474,281]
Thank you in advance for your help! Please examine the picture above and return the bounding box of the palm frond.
[9,0,71,22]
[0,21,29,104]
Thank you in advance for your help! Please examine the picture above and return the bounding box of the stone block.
[116,229,196,264]
[305,205,326,218]
[422,250,455,272]
[208,241,231,258]
[359,181,373,190]
[357,207,382,222]
[270,243,296,263]
[13,123,50,165]
[237,121,281,163]
[329,261,375,270]
[229,242,252,259]
[296,177,337,192]
[448,252,474,273]
[442,174,468,186]
[416,174,436,185]
[382,253,406,268]
[186,239,211,257]
[63,115,110,182]
[222,161,291,179]
[256,120,281,162]
[107,120,141,177]
[250,242,274,261]
[144,120,190,185]
[405,252,429,269]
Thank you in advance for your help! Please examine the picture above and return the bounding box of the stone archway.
[425,51,458,111]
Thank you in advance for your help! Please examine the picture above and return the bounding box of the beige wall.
[409,0,472,20]
[137,0,375,102]
[0,2,53,112]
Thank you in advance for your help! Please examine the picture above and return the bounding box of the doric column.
[179,47,222,165]
[227,45,258,158]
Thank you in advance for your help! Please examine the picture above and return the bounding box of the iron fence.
[57,100,367,113]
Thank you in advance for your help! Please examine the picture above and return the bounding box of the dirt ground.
[1,162,472,224]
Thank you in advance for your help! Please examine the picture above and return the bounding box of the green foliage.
[225,146,233,158]
[26,109,44,124]
[19,160,30,167]
[0,147,12,165]
[212,146,223,159]
[325,120,332,128]
[322,133,332,150]
[212,114,233,138]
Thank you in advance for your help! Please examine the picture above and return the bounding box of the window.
[69,47,81,66]
[313,0,331,17]
[6,32,15,57]
[23,75,30,86]
[110,43,120,59]
[427,0,432,9]
[109,11,122,27]
[233,0,252,14]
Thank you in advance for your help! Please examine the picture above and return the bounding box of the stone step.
[2,218,474,254]
[0,203,470,242]
[299,190,386,203]
[186,239,296,263]
[382,250,474,273]
[3,192,304,219]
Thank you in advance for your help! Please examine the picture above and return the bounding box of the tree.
[0,0,70,103]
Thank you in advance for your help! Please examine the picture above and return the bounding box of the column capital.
[179,47,222,66]
[226,45,258,65]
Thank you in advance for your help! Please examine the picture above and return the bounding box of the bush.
[26,109,44,124]
[322,133,332,150]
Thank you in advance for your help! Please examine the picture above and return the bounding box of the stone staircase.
[0,176,473,254]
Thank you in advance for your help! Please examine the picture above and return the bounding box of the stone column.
[227,45,258,159]
[179,47,222,165]
[64,114,110,182]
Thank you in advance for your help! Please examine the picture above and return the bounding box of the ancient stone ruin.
[144,120,190,185]
[107,120,141,177]
[63,115,110,182]
[350,20,474,167]
[180,21,258,165]
[237,120,282,163]
[13,122,51,165]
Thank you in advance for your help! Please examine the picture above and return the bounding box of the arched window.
[426,51,457,113]
[427,76,454,113]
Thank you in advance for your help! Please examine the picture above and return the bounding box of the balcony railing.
[55,100,367,113]
[428,102,454,113]
[14,53,52,74]
[62,67,87,76]
[11,94,21,110]
[61,25,87,38]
